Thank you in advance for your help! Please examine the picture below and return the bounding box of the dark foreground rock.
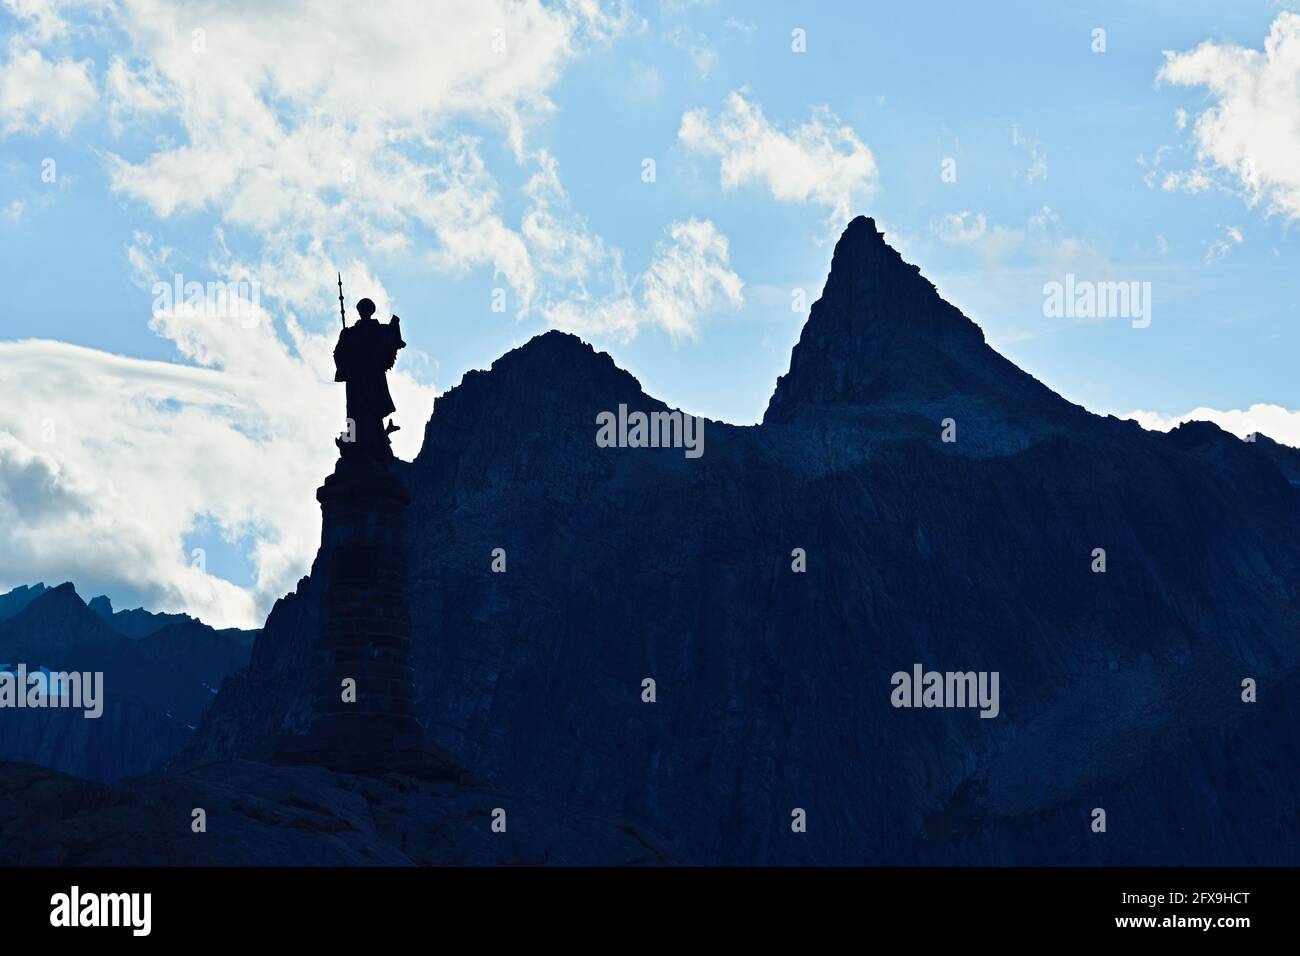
[0,760,672,866]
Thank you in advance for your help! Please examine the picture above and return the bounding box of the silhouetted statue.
[333,297,405,459]
[277,292,459,782]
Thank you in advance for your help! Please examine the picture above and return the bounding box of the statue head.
[356,298,376,320]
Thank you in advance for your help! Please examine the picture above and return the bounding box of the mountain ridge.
[0,581,254,781]
[173,216,1300,864]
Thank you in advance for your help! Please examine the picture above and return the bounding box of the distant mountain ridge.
[173,216,1300,864]
[0,581,254,780]
[1,581,257,645]
[0,583,47,622]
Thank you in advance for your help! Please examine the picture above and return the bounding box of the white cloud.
[932,207,1075,265]
[1160,167,1214,194]
[934,211,989,244]
[521,149,609,286]
[679,89,878,223]
[104,55,169,132]
[98,0,629,316]
[1158,11,1300,221]
[638,218,743,337]
[1127,404,1300,448]
[0,269,435,629]
[542,218,743,340]
[2,0,85,45]
[0,47,97,135]
[498,147,745,341]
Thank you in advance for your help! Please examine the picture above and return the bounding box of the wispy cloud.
[542,218,743,340]
[679,89,878,223]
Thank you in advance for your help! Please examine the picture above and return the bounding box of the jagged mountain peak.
[26,581,85,613]
[826,215,927,283]
[7,581,112,636]
[471,329,647,398]
[0,582,48,623]
[764,215,1064,424]
[413,329,663,471]
[0,581,122,665]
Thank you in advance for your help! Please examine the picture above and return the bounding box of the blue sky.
[1,0,1298,626]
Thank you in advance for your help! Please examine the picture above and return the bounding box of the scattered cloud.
[934,211,990,244]
[1,0,92,45]
[1204,224,1245,263]
[0,47,97,135]
[542,218,743,340]
[83,0,663,334]
[1158,11,1300,221]
[931,206,1084,267]
[96,0,623,305]
[679,89,878,223]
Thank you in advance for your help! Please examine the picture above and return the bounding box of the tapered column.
[311,457,422,746]
[273,456,462,780]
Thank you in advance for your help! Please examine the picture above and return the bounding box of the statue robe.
[333,316,405,425]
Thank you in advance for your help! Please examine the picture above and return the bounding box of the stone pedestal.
[273,457,462,781]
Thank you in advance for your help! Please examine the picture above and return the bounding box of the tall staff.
[337,272,347,327]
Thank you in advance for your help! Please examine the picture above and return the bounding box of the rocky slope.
[166,217,1300,863]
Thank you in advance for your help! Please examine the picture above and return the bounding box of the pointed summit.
[413,329,664,474]
[764,216,1062,424]
[0,582,47,623]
